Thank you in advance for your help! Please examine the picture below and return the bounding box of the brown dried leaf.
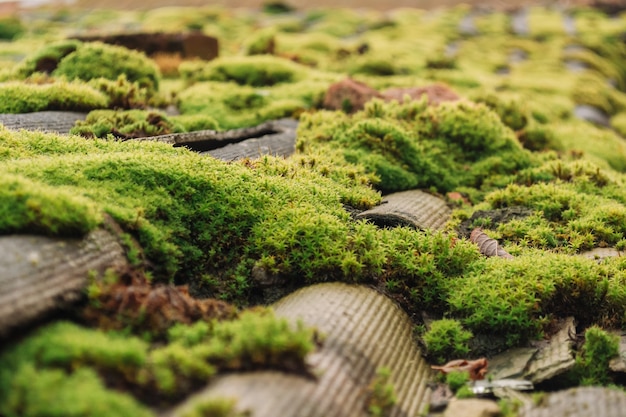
[469,228,514,259]
[431,358,489,380]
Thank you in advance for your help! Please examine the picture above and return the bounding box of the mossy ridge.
[179,55,307,87]
[176,79,328,130]
[457,161,626,252]
[298,98,532,194]
[9,40,161,95]
[70,109,219,139]
[0,309,317,415]
[1,127,388,288]
[447,252,626,347]
[0,80,108,114]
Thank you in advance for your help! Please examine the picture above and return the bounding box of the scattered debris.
[83,267,237,336]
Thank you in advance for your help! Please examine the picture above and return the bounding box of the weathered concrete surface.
[169,283,434,417]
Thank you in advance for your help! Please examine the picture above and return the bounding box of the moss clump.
[517,123,563,152]
[572,72,626,116]
[0,80,108,113]
[447,253,625,346]
[572,326,619,386]
[0,322,151,417]
[0,310,318,412]
[0,17,25,40]
[423,319,473,364]
[0,128,382,285]
[54,42,160,92]
[71,110,185,139]
[11,40,81,78]
[0,172,101,236]
[610,111,626,136]
[243,28,276,55]
[298,98,531,194]
[472,92,528,131]
[172,114,221,132]
[3,366,153,417]
[475,164,626,251]
[181,398,245,417]
[88,75,164,110]
[177,80,325,129]
[180,55,305,87]
[445,370,470,394]
[365,367,397,417]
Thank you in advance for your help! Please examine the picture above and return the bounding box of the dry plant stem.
[469,228,514,259]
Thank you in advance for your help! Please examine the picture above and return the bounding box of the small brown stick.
[469,228,514,259]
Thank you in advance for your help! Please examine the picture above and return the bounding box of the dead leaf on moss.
[431,358,489,381]
[469,228,514,259]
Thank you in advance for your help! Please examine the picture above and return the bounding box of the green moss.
[0,128,384,285]
[88,75,163,110]
[0,322,151,417]
[472,92,528,131]
[243,28,276,55]
[177,80,326,129]
[0,308,319,411]
[180,55,306,87]
[445,370,470,393]
[0,172,101,236]
[0,80,108,113]
[447,253,621,346]
[572,326,620,386]
[366,367,397,417]
[477,167,626,251]
[298,98,531,194]
[572,72,626,116]
[11,39,81,79]
[0,17,25,40]
[70,109,185,139]
[172,114,221,132]
[181,397,244,417]
[610,111,626,136]
[54,42,160,92]
[423,319,473,364]
[3,366,153,417]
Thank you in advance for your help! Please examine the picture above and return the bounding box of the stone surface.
[524,317,576,384]
[443,399,500,417]
[574,104,610,127]
[322,78,383,113]
[0,111,87,134]
[519,387,626,417]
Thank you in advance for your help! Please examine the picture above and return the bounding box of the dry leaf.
[469,228,514,259]
[431,358,489,380]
